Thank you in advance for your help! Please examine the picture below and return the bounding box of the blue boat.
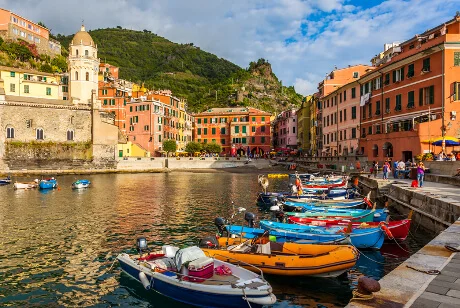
[259,220,385,249]
[72,179,91,189]
[39,178,58,190]
[117,239,276,308]
[283,199,366,210]
[0,176,11,186]
[285,207,389,223]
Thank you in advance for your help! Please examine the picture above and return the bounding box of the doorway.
[402,151,412,162]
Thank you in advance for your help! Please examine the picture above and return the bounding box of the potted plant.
[422,153,433,161]
[414,153,423,162]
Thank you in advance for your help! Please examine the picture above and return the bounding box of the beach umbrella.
[432,140,460,146]
[422,136,459,144]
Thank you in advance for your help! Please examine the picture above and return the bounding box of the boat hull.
[14,182,37,189]
[39,180,57,190]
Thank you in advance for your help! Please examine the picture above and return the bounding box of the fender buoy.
[139,271,152,290]
[380,222,393,239]
[363,197,373,208]
[353,177,359,186]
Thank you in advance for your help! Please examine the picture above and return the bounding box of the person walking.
[417,162,426,187]
[373,161,379,178]
[382,161,390,180]
[393,160,398,178]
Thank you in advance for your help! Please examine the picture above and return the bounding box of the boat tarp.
[174,246,206,269]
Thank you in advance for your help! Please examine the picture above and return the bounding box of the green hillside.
[55,28,302,112]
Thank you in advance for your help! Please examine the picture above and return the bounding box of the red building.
[194,107,272,156]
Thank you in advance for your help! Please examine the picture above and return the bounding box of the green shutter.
[242,126,246,133]
[392,70,396,83]
[400,67,404,81]
[429,86,434,104]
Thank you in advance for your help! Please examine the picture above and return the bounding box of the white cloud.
[0,0,458,97]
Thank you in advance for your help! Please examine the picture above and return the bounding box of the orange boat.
[200,236,358,277]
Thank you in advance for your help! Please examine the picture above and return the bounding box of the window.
[204,118,208,124]
[10,83,15,92]
[212,128,216,134]
[251,126,256,133]
[353,72,359,78]
[375,101,381,115]
[261,137,266,143]
[242,126,247,133]
[10,72,15,77]
[75,72,78,80]
[76,49,79,56]
[392,67,404,83]
[375,77,382,90]
[362,106,366,119]
[36,128,44,140]
[395,94,402,111]
[197,119,201,124]
[344,109,347,121]
[67,130,74,141]
[351,87,356,98]
[351,128,356,139]
[351,106,356,119]
[24,85,29,93]
[220,127,226,134]
[252,117,256,122]
[203,128,208,135]
[339,93,342,103]
[385,98,390,113]
[6,127,14,139]
[422,57,430,72]
[384,73,390,85]
[242,137,247,144]
[85,50,89,56]
[407,64,415,78]
[407,91,415,108]
[344,90,347,101]
[221,139,226,145]
[368,126,372,135]
[362,128,366,137]
[339,110,342,122]
[368,103,372,118]
[46,87,51,96]
[339,130,342,141]
[261,117,265,122]
[235,126,239,133]
[455,52,460,66]
[375,125,381,134]
[293,127,296,134]
[62,86,68,93]
[158,135,162,142]
[86,72,89,81]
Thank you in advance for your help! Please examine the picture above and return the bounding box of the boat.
[285,207,389,223]
[14,180,38,190]
[39,178,58,190]
[199,235,358,277]
[0,176,11,185]
[259,220,387,249]
[283,197,371,210]
[117,238,276,308]
[267,173,289,178]
[302,179,348,189]
[72,179,91,189]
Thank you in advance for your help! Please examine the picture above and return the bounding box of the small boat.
[285,207,388,223]
[39,178,58,190]
[259,220,387,249]
[283,198,370,210]
[117,238,276,308]
[302,179,348,189]
[14,180,38,190]
[199,235,358,277]
[0,176,11,185]
[72,179,91,189]
[267,173,289,178]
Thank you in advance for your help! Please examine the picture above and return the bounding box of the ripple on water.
[0,173,432,307]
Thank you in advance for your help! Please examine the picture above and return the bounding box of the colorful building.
[296,97,311,155]
[321,80,361,156]
[0,8,61,56]
[359,14,460,162]
[272,109,298,151]
[194,107,271,156]
[317,65,373,156]
[0,66,64,100]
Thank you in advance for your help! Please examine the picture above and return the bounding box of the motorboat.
[39,178,58,190]
[72,179,91,189]
[0,176,11,185]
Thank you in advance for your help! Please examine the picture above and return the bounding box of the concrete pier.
[346,178,460,308]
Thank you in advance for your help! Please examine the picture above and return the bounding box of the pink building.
[273,109,298,150]
[322,80,361,156]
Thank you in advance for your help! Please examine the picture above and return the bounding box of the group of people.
[367,159,426,187]
[434,151,459,161]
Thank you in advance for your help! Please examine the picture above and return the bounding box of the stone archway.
[383,142,393,158]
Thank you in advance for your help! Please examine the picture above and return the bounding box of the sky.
[2,0,458,95]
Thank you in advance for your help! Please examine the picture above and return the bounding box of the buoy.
[380,222,394,239]
[353,177,359,186]
[139,271,151,290]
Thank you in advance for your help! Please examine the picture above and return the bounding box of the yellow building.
[297,96,311,155]
[0,66,63,100]
[117,141,150,157]
[308,94,319,155]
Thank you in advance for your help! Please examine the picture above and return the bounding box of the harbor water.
[0,172,433,307]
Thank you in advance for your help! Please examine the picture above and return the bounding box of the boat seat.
[269,241,284,252]
[227,243,251,253]
[255,242,271,255]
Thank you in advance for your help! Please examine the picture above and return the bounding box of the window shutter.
[400,67,404,81]
[419,88,423,106]
[429,86,434,104]
[393,70,396,83]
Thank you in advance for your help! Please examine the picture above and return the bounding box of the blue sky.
[2,0,459,94]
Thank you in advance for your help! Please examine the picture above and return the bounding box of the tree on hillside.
[185,141,201,154]
[38,21,48,29]
[162,139,177,157]
[202,142,222,154]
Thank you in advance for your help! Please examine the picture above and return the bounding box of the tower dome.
[71,25,94,46]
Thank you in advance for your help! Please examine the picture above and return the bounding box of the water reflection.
[0,173,432,307]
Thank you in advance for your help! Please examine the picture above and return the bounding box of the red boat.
[288,214,412,241]
[302,180,347,189]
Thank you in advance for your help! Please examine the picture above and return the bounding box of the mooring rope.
[350,289,374,301]
[406,265,440,275]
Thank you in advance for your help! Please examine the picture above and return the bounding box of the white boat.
[14,180,38,190]
[117,239,276,308]
[72,179,91,189]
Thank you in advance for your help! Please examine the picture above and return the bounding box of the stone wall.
[423,161,460,176]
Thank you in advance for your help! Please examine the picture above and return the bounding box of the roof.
[71,25,94,46]
[0,65,57,76]
[195,107,271,116]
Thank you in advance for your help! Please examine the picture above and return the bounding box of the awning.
[384,112,429,125]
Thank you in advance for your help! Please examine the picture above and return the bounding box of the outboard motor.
[244,212,256,228]
[214,217,227,236]
[199,236,220,248]
[136,237,149,255]
[270,203,285,222]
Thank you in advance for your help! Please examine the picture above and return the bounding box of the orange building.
[194,107,271,156]
[98,63,133,134]
[359,14,460,162]
[317,65,373,156]
[0,8,61,55]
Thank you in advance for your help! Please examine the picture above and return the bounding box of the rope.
[241,287,253,308]
[350,289,374,301]
[406,265,440,275]
[445,245,460,252]
[99,258,118,276]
